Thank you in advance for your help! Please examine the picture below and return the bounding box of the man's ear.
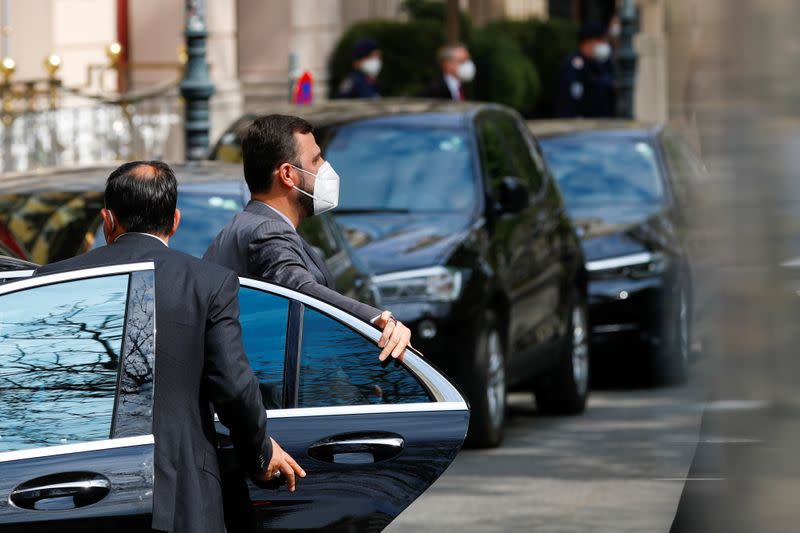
[168,208,181,237]
[276,163,297,189]
[100,208,117,244]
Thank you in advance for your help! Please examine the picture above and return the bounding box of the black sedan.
[530,120,701,383]
[0,162,376,306]
[0,262,468,531]
[212,99,589,447]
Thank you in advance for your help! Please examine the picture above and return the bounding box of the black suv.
[213,99,588,447]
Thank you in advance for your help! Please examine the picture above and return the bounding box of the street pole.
[179,0,214,161]
[616,0,638,119]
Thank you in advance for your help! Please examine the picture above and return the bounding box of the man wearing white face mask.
[556,21,617,118]
[204,114,411,362]
[336,37,382,99]
[424,42,475,101]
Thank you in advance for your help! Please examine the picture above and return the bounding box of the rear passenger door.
[218,280,469,532]
[0,264,156,531]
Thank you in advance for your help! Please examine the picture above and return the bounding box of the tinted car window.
[540,137,665,207]
[238,288,289,409]
[493,115,544,193]
[322,123,476,212]
[169,192,244,257]
[298,308,431,407]
[477,118,518,194]
[0,275,128,451]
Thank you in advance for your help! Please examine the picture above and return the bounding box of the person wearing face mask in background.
[204,114,411,361]
[423,42,475,101]
[335,37,382,99]
[556,21,617,118]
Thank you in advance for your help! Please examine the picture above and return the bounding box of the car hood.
[568,204,678,261]
[333,212,472,274]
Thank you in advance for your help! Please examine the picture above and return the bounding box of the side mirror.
[495,176,530,214]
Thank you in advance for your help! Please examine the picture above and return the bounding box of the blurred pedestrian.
[423,42,475,101]
[335,37,382,99]
[556,22,617,118]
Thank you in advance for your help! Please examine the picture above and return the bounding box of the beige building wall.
[634,0,668,122]
[0,0,114,87]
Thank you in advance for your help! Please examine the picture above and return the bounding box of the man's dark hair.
[105,160,177,235]
[242,114,313,194]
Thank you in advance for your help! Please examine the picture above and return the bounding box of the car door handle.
[308,433,404,464]
[10,473,110,511]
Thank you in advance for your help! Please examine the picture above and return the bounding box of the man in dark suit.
[334,37,382,99]
[204,114,411,361]
[36,161,305,533]
[424,42,475,101]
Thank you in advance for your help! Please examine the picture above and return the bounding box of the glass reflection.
[238,288,288,409]
[299,309,430,407]
[0,275,128,452]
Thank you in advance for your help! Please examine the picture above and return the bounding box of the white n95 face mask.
[291,161,340,216]
[360,57,382,77]
[592,42,612,63]
[457,59,476,83]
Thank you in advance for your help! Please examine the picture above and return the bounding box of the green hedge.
[327,2,576,117]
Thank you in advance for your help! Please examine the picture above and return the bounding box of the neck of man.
[251,192,302,228]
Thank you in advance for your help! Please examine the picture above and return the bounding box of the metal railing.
[0,45,184,174]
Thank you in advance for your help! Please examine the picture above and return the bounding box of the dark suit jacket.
[203,201,381,323]
[36,233,270,533]
[424,75,457,100]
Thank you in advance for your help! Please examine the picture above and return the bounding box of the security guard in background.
[556,22,617,118]
[335,37,382,99]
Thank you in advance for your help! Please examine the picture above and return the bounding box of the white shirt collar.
[115,232,168,247]
[444,73,461,101]
[257,201,296,230]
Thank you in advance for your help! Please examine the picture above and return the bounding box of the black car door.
[0,263,156,531]
[476,111,561,380]
[217,279,469,532]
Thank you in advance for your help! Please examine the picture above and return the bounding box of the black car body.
[0,263,468,531]
[531,120,702,382]
[0,162,375,306]
[212,99,589,447]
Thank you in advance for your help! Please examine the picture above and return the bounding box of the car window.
[91,191,245,258]
[493,114,544,193]
[0,275,128,452]
[298,308,431,407]
[477,118,518,196]
[540,136,665,207]
[322,123,477,212]
[238,288,289,409]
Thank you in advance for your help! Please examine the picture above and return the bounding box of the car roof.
[527,119,664,140]
[230,97,510,130]
[0,161,246,195]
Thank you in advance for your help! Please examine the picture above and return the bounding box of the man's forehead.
[294,131,320,152]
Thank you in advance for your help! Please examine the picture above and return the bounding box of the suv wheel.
[465,312,506,448]
[535,297,590,415]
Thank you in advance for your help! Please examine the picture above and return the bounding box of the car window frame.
[0,262,157,463]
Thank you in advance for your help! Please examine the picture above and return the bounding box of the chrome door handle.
[10,474,110,510]
[308,433,405,464]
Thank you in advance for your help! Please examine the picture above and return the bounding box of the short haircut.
[242,114,314,194]
[438,42,467,64]
[105,160,177,235]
